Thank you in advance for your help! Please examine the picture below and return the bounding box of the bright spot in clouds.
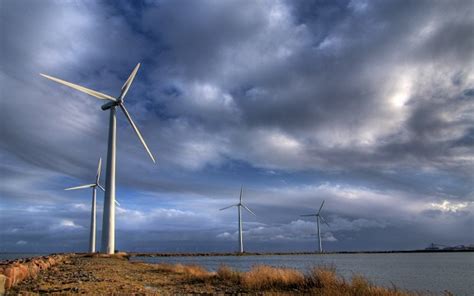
[390,74,412,108]
[430,200,469,213]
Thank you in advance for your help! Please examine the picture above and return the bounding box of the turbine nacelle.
[220,186,256,216]
[41,63,156,163]
[101,100,119,110]
[65,158,105,192]
[300,200,329,227]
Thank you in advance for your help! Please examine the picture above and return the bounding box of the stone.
[17,265,29,283]
[3,267,15,289]
[0,274,6,295]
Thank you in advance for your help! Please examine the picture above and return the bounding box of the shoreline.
[129,249,473,257]
[5,254,421,295]
[1,249,471,262]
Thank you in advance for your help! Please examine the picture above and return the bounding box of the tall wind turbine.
[301,200,329,253]
[65,158,104,253]
[41,63,155,254]
[220,186,256,253]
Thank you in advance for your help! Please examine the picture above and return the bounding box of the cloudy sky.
[1,0,473,253]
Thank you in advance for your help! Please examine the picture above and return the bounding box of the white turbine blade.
[115,200,121,206]
[40,74,116,101]
[317,200,325,215]
[95,157,102,184]
[241,204,256,216]
[98,184,105,192]
[320,216,330,227]
[65,184,96,191]
[300,214,317,217]
[118,104,156,163]
[120,63,140,100]
[219,204,236,211]
[239,186,243,204]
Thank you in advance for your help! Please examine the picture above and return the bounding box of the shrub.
[216,265,241,284]
[241,265,306,290]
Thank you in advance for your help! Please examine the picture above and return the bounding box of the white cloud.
[430,200,470,213]
[50,219,83,231]
[216,232,232,239]
[116,206,215,231]
[72,203,89,212]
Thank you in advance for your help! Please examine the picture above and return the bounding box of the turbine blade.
[242,204,256,216]
[65,184,96,191]
[98,184,105,192]
[318,200,325,214]
[119,104,156,163]
[219,204,236,211]
[115,200,121,206]
[95,158,102,184]
[239,186,243,203]
[300,214,317,217]
[320,216,330,227]
[120,63,140,100]
[40,74,116,101]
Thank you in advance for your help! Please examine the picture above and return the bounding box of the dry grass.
[306,267,413,296]
[154,263,415,295]
[241,265,306,290]
[154,263,211,281]
[307,266,340,289]
[216,265,241,283]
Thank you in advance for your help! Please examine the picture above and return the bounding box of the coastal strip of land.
[1,253,433,295]
[130,248,473,257]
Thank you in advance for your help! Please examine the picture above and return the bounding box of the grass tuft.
[241,265,305,290]
[216,264,241,284]
[154,263,210,280]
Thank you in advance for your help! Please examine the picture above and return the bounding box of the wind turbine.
[301,200,329,253]
[220,186,256,253]
[65,158,104,253]
[41,63,155,254]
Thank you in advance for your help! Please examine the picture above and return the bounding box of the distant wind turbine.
[41,63,155,254]
[65,158,104,253]
[220,186,256,253]
[301,200,329,253]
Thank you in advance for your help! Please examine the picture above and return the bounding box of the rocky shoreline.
[0,254,70,294]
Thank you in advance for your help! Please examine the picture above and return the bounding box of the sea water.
[132,253,474,295]
[0,253,48,261]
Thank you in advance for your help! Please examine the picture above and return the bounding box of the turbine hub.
[101,100,119,110]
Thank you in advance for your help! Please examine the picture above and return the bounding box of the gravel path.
[8,256,242,295]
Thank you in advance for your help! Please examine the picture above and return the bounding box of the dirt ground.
[8,255,244,295]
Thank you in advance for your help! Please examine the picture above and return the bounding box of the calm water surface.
[132,253,474,295]
[0,253,48,261]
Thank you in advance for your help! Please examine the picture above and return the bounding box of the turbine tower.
[65,158,104,253]
[220,186,256,253]
[41,63,155,254]
[301,200,329,253]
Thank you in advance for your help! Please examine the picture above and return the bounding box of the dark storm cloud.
[134,0,474,174]
[0,0,473,252]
